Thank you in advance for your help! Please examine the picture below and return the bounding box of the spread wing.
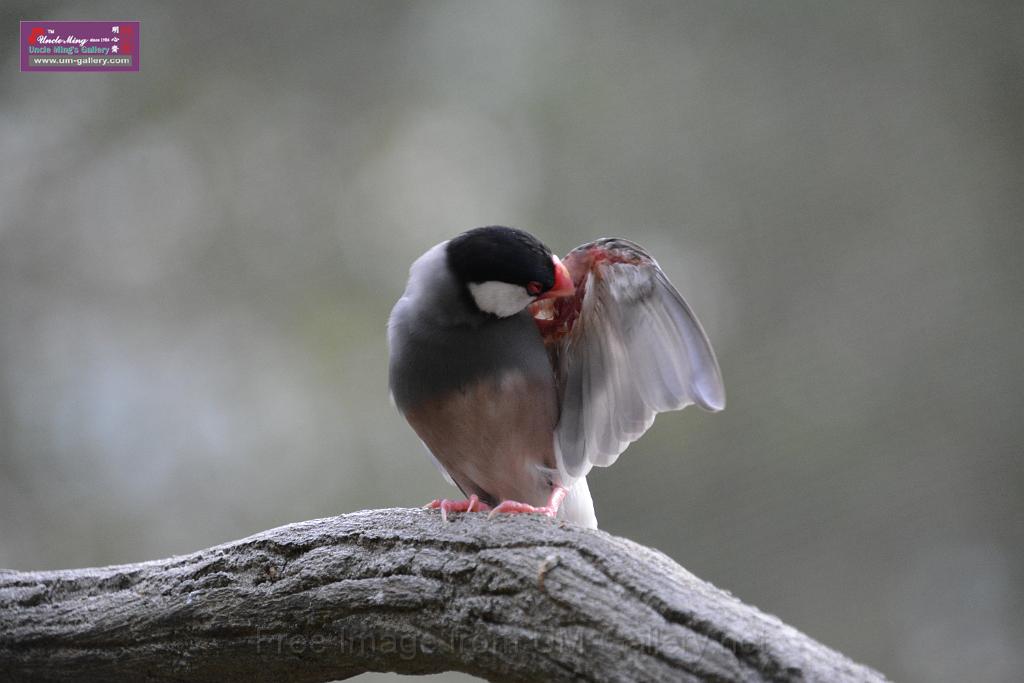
[531,238,725,480]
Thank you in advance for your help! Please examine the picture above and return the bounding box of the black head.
[445,226,575,318]
[446,226,556,292]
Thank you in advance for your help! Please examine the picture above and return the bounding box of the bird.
[387,226,725,528]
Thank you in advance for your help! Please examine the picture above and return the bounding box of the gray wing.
[545,239,725,480]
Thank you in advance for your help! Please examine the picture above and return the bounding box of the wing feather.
[539,239,725,480]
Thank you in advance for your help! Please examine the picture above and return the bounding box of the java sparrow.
[387,226,724,528]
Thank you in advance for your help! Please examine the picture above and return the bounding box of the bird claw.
[487,500,558,519]
[424,494,490,522]
[426,486,569,523]
[486,485,569,520]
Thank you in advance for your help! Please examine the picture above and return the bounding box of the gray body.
[388,243,573,515]
[388,246,553,411]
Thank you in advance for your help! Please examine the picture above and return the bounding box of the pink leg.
[424,494,491,522]
[488,485,568,520]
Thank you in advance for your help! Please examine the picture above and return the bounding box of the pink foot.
[488,486,568,520]
[424,494,491,522]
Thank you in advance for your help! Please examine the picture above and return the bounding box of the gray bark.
[1,508,887,682]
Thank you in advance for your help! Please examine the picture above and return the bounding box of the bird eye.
[526,281,542,296]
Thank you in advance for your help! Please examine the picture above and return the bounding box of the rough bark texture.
[1,508,887,682]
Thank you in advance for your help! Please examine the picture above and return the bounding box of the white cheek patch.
[467,281,534,317]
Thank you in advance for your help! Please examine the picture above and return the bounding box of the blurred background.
[1,2,1021,681]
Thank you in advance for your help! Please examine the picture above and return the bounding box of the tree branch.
[1,508,886,682]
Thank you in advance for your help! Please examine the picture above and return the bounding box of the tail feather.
[558,477,598,529]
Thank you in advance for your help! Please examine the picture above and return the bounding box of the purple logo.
[21,21,139,72]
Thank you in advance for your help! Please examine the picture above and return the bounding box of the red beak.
[537,255,575,300]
